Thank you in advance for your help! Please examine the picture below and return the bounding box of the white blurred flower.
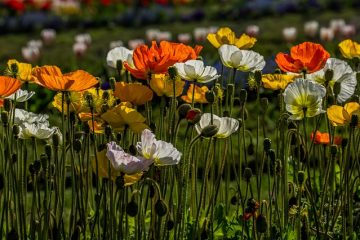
[109,40,124,49]
[207,26,219,34]
[218,44,265,72]
[174,60,219,83]
[6,89,35,102]
[283,78,326,120]
[22,46,40,62]
[178,33,192,44]
[146,28,161,41]
[282,27,297,42]
[157,31,172,41]
[195,113,239,138]
[106,142,152,175]
[307,58,357,103]
[75,33,92,46]
[27,40,43,49]
[246,25,260,37]
[193,27,208,42]
[128,39,145,50]
[106,47,133,69]
[330,19,345,34]
[341,25,356,38]
[18,122,57,140]
[14,109,49,124]
[136,129,181,166]
[320,27,334,42]
[304,21,319,38]
[41,29,56,45]
[73,42,87,57]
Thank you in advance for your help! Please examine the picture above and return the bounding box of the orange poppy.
[31,65,98,92]
[124,41,202,80]
[310,131,342,145]
[275,42,330,74]
[114,82,153,105]
[0,76,22,98]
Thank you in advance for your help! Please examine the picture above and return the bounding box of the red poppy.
[275,42,330,74]
[310,131,342,145]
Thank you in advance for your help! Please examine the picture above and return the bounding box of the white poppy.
[14,109,49,124]
[174,60,219,83]
[320,27,334,42]
[329,19,345,34]
[106,47,134,69]
[106,142,152,175]
[195,113,239,138]
[136,129,182,166]
[307,58,357,103]
[304,21,319,38]
[178,33,192,44]
[246,25,260,37]
[18,122,57,140]
[282,27,297,42]
[75,33,92,45]
[283,78,326,120]
[193,27,208,42]
[218,44,265,72]
[27,40,43,49]
[73,42,87,57]
[6,89,35,102]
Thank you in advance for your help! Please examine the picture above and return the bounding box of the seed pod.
[126,198,138,217]
[254,70,262,86]
[244,168,252,182]
[200,125,219,138]
[178,104,192,119]
[155,199,168,217]
[256,214,268,233]
[205,90,216,104]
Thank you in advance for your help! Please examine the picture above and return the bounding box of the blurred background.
[0,0,359,111]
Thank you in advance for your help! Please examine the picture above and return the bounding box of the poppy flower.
[92,148,143,185]
[174,60,219,83]
[307,58,356,103]
[31,66,98,92]
[243,198,260,221]
[6,89,35,102]
[106,47,133,69]
[195,113,239,138]
[283,78,326,120]
[338,39,360,59]
[207,27,256,49]
[310,131,342,145]
[6,60,33,82]
[124,41,202,80]
[181,84,209,104]
[0,76,22,99]
[149,74,185,97]
[275,42,330,74]
[218,44,265,72]
[327,102,360,127]
[114,82,153,105]
[261,74,296,90]
[101,102,148,133]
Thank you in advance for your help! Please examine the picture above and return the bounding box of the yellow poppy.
[262,74,296,90]
[207,27,256,49]
[327,102,360,127]
[181,84,209,104]
[114,82,153,105]
[338,39,360,59]
[88,120,105,134]
[149,74,185,97]
[92,148,142,186]
[101,102,148,133]
[6,59,33,82]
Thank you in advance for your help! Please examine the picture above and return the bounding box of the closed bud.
[260,97,268,113]
[116,60,123,72]
[231,195,238,205]
[126,198,138,217]
[288,196,298,207]
[333,82,341,96]
[247,143,254,155]
[205,91,216,104]
[341,138,348,148]
[327,95,335,105]
[185,108,202,124]
[101,104,109,113]
[155,199,168,217]
[223,110,230,117]
[109,77,116,91]
[256,214,268,233]
[263,138,271,152]
[267,149,276,162]
[29,163,36,175]
[0,174,4,191]
[116,133,122,142]
[1,111,9,125]
[83,123,90,134]
[297,171,305,185]
[12,125,20,137]
[115,176,125,189]
[149,185,156,198]
[239,89,247,103]
[254,70,262,85]
[227,84,235,96]
[330,145,337,156]
[11,153,17,164]
[40,153,48,169]
[102,91,110,101]
[52,133,60,147]
[129,145,137,156]
[324,69,334,84]
[33,159,41,173]
[3,99,12,112]
[244,167,253,182]
[274,68,282,74]
[350,114,358,128]
[105,125,112,137]
[178,104,192,119]
[74,139,82,153]
[166,218,175,231]
[168,66,178,80]
[275,159,282,174]
[45,144,52,159]
[201,124,219,138]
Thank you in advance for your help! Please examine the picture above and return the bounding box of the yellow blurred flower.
[338,39,360,59]
[181,84,209,104]
[207,27,256,49]
[327,102,360,127]
[92,148,143,185]
[88,120,105,134]
[101,102,148,133]
[150,74,185,97]
[114,82,153,105]
[262,74,296,90]
[6,59,33,82]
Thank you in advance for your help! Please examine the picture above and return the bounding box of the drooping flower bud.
[200,125,219,138]
[74,139,82,153]
[244,167,253,182]
[256,214,268,233]
[126,197,138,217]
[168,66,178,80]
[185,108,202,124]
[155,199,168,217]
[205,91,216,104]
[45,144,52,159]
[178,104,192,119]
[1,111,9,125]
[263,138,271,152]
